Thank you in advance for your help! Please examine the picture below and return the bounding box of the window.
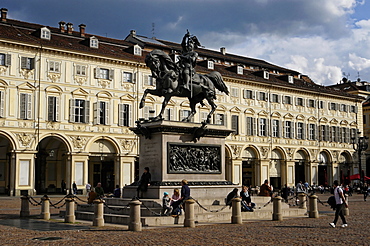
[231,115,239,135]
[259,118,267,136]
[330,103,337,111]
[296,98,304,106]
[263,71,269,79]
[90,36,99,48]
[331,126,338,142]
[41,27,51,40]
[231,88,239,97]
[258,92,267,101]
[47,96,59,122]
[308,99,315,108]
[143,106,153,120]
[180,110,193,122]
[93,101,109,125]
[237,66,243,75]
[0,53,11,66]
[297,122,305,139]
[272,119,280,137]
[49,61,60,73]
[123,72,133,83]
[284,96,292,104]
[200,112,208,123]
[69,99,90,123]
[76,64,86,76]
[21,57,34,70]
[144,75,154,86]
[118,103,131,126]
[20,93,32,119]
[271,94,279,103]
[207,60,214,69]
[243,90,254,99]
[320,125,329,141]
[319,101,324,109]
[246,117,255,136]
[339,104,347,112]
[214,113,225,125]
[134,45,142,56]
[309,124,316,140]
[164,108,174,121]
[284,121,293,138]
[350,105,357,113]
[95,68,113,80]
[364,115,367,124]
[0,91,4,118]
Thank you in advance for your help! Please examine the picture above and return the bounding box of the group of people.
[226,185,256,212]
[162,179,191,216]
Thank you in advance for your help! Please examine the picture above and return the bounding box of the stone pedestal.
[20,196,30,217]
[308,195,319,218]
[41,196,50,220]
[298,193,307,209]
[65,198,75,223]
[129,199,142,231]
[184,199,196,228]
[272,196,283,221]
[127,121,235,200]
[93,199,104,227]
[231,197,242,224]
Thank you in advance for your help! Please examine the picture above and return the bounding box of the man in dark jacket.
[137,167,151,198]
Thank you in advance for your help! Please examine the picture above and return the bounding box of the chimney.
[1,8,8,22]
[79,24,86,37]
[220,47,226,55]
[59,21,66,33]
[130,30,136,37]
[66,22,73,35]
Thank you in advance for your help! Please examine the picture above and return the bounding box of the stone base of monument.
[128,120,237,200]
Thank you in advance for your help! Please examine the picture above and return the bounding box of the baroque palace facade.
[0,8,364,196]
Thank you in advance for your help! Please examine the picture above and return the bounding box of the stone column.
[64,198,75,223]
[41,195,50,220]
[93,199,104,227]
[129,199,142,231]
[272,196,283,221]
[308,194,319,218]
[343,194,349,216]
[184,199,196,228]
[20,196,30,217]
[231,197,242,224]
[298,193,307,209]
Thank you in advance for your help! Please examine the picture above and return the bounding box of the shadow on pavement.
[0,218,90,231]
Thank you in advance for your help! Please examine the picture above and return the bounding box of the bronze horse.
[140,49,229,123]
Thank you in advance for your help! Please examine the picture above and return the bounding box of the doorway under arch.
[295,150,308,185]
[0,134,14,195]
[242,147,258,187]
[270,149,284,190]
[318,152,330,186]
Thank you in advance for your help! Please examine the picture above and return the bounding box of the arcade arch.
[242,147,259,187]
[294,149,309,185]
[0,133,15,195]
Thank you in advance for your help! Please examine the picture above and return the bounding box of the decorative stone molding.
[98,126,109,133]
[309,149,318,160]
[74,76,87,86]
[69,135,89,149]
[47,73,61,83]
[46,121,60,130]
[260,146,269,158]
[122,83,134,91]
[16,132,34,147]
[73,124,86,131]
[0,66,7,75]
[286,148,294,159]
[230,145,242,157]
[119,139,136,153]
[18,121,33,128]
[20,69,34,80]
[98,79,110,89]
[332,150,339,161]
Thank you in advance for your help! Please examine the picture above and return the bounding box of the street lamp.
[351,131,368,183]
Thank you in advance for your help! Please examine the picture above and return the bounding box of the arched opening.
[338,152,352,185]
[242,147,258,187]
[0,135,14,195]
[295,150,308,185]
[318,152,330,186]
[270,149,283,190]
[35,136,68,194]
[88,139,117,193]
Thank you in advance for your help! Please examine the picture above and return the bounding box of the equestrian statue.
[140,30,229,123]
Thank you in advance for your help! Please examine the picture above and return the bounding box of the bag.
[327,196,336,209]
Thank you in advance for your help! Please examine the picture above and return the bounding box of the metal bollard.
[184,199,196,228]
[308,194,319,218]
[272,196,283,221]
[41,195,50,220]
[343,194,349,216]
[129,199,142,231]
[20,196,30,217]
[93,199,105,227]
[64,198,75,223]
[298,193,307,209]
[231,197,242,224]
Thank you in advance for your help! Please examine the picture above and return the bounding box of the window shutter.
[291,122,294,139]
[21,57,27,69]
[266,118,270,136]
[5,54,11,66]
[128,104,132,126]
[93,102,98,125]
[26,94,32,119]
[145,107,150,119]
[302,123,306,139]
[48,96,54,121]
[55,97,60,121]
[324,125,329,141]
[257,118,260,136]
[243,90,248,99]
[336,126,340,142]
[94,68,100,79]
[0,91,4,117]
[105,102,109,125]
[84,100,90,124]
[252,117,256,136]
[118,104,123,126]
[30,59,35,70]
[69,99,75,123]
[251,91,255,99]
[109,69,114,80]
[246,117,251,135]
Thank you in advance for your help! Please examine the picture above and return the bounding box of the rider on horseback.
[179,30,201,91]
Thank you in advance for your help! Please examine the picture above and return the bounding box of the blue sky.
[2,0,370,85]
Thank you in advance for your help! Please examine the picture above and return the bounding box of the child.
[162,192,172,216]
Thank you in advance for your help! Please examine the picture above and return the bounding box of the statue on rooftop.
[140,30,229,123]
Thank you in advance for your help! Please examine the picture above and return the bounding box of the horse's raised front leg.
[182,99,197,122]
[139,89,149,109]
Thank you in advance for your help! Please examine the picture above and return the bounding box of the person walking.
[329,180,348,228]
[72,181,77,195]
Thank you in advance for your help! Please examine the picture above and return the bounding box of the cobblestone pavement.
[0,193,369,245]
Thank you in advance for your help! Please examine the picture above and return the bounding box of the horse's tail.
[205,71,229,95]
